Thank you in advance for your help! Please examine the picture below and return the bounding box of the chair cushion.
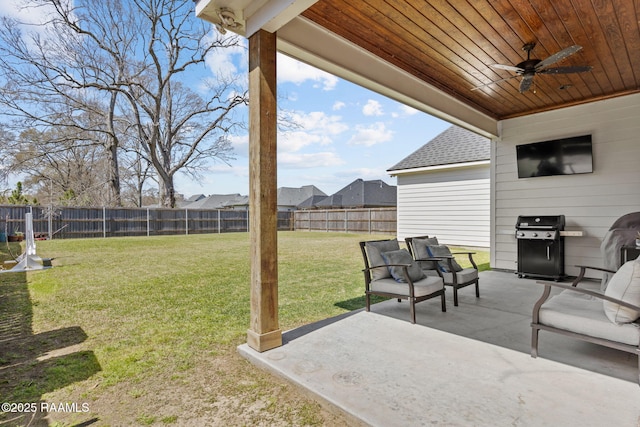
[369,275,444,298]
[440,268,478,285]
[364,239,400,280]
[540,289,640,346]
[411,237,439,270]
[603,258,640,324]
[426,245,463,272]
[381,249,425,283]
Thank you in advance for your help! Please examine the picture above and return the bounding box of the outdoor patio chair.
[359,239,446,324]
[531,260,640,384]
[405,236,479,306]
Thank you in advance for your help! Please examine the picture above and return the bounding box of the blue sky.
[0,0,452,198]
[182,37,451,197]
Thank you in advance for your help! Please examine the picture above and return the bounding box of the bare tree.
[0,0,246,208]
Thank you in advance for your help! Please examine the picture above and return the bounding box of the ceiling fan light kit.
[473,42,592,94]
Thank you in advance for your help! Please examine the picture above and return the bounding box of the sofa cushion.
[411,237,439,270]
[603,258,640,324]
[540,289,640,346]
[381,249,425,283]
[364,239,400,280]
[426,245,463,273]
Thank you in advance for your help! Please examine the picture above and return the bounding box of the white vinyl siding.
[492,92,640,277]
[396,164,490,247]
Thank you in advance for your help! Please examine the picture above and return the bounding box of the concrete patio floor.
[239,270,640,426]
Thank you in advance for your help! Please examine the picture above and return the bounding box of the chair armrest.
[451,252,478,270]
[532,281,640,323]
[571,265,617,287]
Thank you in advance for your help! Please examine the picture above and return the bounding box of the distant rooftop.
[388,125,490,172]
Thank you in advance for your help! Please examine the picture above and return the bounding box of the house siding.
[492,92,640,277]
[396,164,490,247]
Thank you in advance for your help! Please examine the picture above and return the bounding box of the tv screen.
[516,135,593,178]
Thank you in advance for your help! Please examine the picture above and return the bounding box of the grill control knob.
[517,232,525,237]
[532,232,538,238]
[546,232,552,238]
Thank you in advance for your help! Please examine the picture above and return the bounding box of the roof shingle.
[387,125,490,172]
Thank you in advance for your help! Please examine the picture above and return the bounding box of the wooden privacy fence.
[293,208,396,234]
[0,205,396,239]
[0,205,293,239]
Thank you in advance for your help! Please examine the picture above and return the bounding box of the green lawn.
[0,232,489,426]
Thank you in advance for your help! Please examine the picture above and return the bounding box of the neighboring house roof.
[187,194,206,202]
[387,125,490,172]
[186,194,246,209]
[277,185,327,207]
[297,195,329,209]
[314,179,396,209]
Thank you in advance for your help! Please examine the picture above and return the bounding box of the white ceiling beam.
[245,0,319,37]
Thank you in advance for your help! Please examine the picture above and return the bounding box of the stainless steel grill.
[515,215,565,280]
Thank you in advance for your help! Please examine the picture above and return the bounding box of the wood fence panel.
[293,208,396,234]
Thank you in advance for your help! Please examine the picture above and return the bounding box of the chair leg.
[531,326,539,358]
[410,298,416,324]
[475,280,480,298]
[453,287,459,306]
[365,293,371,312]
[441,293,446,312]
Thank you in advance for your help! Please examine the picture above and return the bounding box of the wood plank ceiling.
[302,0,640,120]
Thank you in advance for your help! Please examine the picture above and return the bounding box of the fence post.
[103,207,107,238]
[147,208,150,236]
[369,208,372,234]
[344,209,347,232]
[218,209,221,234]
[185,208,189,235]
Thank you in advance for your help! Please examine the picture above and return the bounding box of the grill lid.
[516,215,565,230]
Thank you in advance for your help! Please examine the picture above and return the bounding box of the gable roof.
[185,194,246,209]
[277,185,326,207]
[314,179,396,209]
[387,125,490,172]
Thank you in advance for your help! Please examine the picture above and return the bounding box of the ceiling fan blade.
[491,63,524,73]
[471,75,519,91]
[535,45,583,70]
[538,65,593,74]
[519,75,535,93]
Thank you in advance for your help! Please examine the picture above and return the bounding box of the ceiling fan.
[472,42,592,93]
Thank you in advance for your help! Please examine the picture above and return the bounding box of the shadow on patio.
[240,270,640,426]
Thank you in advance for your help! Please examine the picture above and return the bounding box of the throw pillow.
[426,245,463,273]
[364,239,400,280]
[603,258,640,324]
[380,249,425,283]
[411,237,439,270]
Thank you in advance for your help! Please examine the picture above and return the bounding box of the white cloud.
[392,104,420,118]
[229,134,249,158]
[289,111,348,138]
[204,35,247,81]
[348,122,394,147]
[400,104,419,115]
[279,152,344,168]
[277,54,338,90]
[0,0,54,23]
[362,99,383,116]
[333,101,346,110]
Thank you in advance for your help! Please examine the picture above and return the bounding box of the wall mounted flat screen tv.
[516,135,593,178]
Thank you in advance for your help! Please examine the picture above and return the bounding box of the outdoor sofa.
[531,261,640,384]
